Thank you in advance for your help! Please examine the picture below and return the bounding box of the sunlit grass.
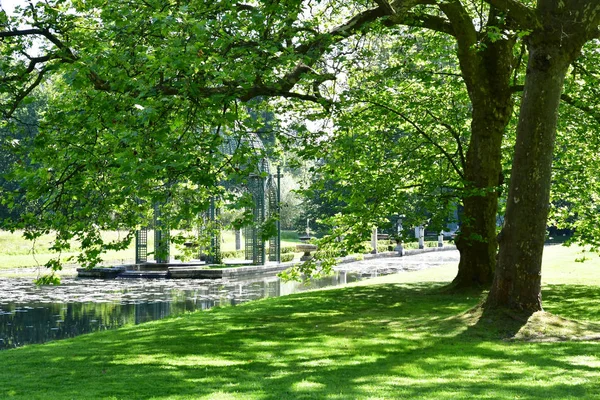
[1,245,599,399]
[0,230,301,269]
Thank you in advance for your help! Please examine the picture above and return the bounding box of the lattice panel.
[135,228,148,264]
[268,179,279,262]
[255,177,265,265]
[208,199,222,264]
[245,223,254,261]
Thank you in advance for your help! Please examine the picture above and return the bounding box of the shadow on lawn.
[2,283,600,399]
[543,284,600,321]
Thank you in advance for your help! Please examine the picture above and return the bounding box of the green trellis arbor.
[134,132,281,265]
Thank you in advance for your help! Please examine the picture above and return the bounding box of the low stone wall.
[77,245,458,280]
[169,263,294,279]
[76,266,127,278]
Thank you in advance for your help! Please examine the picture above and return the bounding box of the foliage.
[549,41,600,252]
[33,273,60,285]
[283,28,483,277]
[280,252,295,262]
[0,99,40,224]
[0,230,139,270]
[0,0,488,279]
[2,0,600,309]
[278,171,304,230]
[220,249,245,259]
[281,246,296,254]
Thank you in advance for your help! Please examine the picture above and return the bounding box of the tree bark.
[488,43,570,310]
[487,0,599,309]
[451,30,514,288]
[453,104,506,287]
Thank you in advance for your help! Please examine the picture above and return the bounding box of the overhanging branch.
[480,0,540,30]
[364,99,465,179]
[512,84,600,125]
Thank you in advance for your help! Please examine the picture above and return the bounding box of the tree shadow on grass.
[455,282,600,342]
[1,282,600,399]
[543,284,600,322]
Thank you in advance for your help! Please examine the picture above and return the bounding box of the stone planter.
[296,243,318,261]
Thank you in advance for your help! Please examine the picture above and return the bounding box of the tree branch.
[3,67,48,119]
[437,1,482,93]
[561,93,600,125]
[373,0,396,15]
[425,109,467,172]
[365,99,465,179]
[512,84,600,125]
[1,1,453,115]
[0,28,76,59]
[480,0,540,30]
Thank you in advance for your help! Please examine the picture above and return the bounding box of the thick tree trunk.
[452,107,505,287]
[487,42,578,310]
[451,34,514,288]
[486,0,600,311]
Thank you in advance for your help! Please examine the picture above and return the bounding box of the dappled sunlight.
[112,353,246,368]
[513,311,600,342]
[543,284,600,322]
[565,355,600,368]
[1,280,599,399]
[195,391,246,400]
[289,310,345,319]
[292,380,326,391]
[299,358,337,367]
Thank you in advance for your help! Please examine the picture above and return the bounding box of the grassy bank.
[1,246,599,399]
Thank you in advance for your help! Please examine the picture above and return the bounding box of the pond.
[0,251,459,350]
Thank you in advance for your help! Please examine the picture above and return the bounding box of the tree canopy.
[2,0,600,311]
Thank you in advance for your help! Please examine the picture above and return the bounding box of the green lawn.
[1,245,599,399]
[0,230,302,270]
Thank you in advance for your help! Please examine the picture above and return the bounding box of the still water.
[0,252,459,350]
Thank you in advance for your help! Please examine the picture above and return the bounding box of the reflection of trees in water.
[0,271,363,350]
[0,298,234,349]
[1,302,138,349]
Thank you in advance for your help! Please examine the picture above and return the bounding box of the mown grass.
[1,245,599,399]
[0,230,136,270]
[0,230,302,270]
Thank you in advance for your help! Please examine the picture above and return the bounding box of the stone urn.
[296,243,318,261]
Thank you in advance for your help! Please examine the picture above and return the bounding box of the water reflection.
[0,272,356,350]
[0,251,459,350]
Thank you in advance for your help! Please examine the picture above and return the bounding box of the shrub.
[280,253,294,262]
[377,242,395,253]
[221,250,245,259]
[281,246,296,254]
[403,241,439,249]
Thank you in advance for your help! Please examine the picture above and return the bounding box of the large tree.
[1,0,599,312]
[0,0,519,287]
[486,0,600,311]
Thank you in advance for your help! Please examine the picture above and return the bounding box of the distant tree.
[292,31,468,257]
